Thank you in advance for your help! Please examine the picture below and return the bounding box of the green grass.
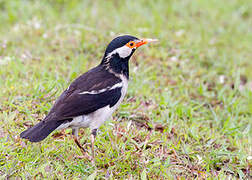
[0,0,251,179]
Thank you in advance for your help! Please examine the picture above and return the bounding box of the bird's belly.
[71,106,113,129]
[56,115,91,130]
[70,115,92,128]
[56,105,117,130]
[88,104,118,130]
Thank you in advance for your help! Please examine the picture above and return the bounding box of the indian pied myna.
[20,35,157,159]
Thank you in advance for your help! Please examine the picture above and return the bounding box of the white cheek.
[116,46,132,58]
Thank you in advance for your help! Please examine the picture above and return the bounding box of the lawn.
[0,0,251,179]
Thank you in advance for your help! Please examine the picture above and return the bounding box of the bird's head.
[101,35,157,77]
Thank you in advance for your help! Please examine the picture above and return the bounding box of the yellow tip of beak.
[144,38,159,43]
[136,38,159,48]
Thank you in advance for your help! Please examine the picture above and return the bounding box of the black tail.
[20,120,62,142]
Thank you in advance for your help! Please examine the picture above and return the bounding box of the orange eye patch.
[126,41,136,48]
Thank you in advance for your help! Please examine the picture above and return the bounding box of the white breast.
[89,74,128,129]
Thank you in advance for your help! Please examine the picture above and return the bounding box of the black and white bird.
[20,35,157,158]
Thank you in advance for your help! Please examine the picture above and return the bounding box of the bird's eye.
[127,41,135,48]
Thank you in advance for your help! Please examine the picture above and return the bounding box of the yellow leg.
[73,135,86,154]
[72,128,91,160]
[91,129,97,160]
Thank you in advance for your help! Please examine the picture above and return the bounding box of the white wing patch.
[79,82,123,95]
[106,45,132,59]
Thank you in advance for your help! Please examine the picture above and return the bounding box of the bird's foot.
[72,135,94,162]
[74,153,93,161]
[75,153,95,164]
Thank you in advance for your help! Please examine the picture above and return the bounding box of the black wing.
[56,87,121,118]
[46,65,122,121]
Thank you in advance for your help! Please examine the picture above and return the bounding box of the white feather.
[78,82,123,95]
[106,45,132,59]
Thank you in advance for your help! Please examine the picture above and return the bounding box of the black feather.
[20,65,123,142]
[20,35,137,142]
[101,35,138,78]
[66,65,121,93]
[103,35,138,56]
[59,87,122,118]
[47,65,123,118]
[20,119,67,142]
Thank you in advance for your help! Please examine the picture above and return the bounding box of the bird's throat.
[102,54,130,79]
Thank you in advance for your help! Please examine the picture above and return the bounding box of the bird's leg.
[91,129,97,160]
[72,128,91,159]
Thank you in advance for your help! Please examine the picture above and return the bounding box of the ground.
[0,0,251,179]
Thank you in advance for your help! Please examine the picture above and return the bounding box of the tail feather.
[20,120,62,142]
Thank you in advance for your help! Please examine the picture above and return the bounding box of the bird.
[20,35,157,159]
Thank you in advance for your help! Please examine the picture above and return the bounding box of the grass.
[0,0,251,179]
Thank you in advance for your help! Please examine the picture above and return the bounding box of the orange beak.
[135,38,158,48]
